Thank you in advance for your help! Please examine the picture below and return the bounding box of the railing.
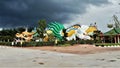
[94,43,120,47]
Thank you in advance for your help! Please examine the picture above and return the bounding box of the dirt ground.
[26,44,120,55]
[2,45,120,67]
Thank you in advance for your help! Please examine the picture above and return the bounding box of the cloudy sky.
[0,0,120,32]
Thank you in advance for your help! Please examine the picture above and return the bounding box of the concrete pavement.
[0,46,120,68]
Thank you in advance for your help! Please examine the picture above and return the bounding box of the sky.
[0,0,120,32]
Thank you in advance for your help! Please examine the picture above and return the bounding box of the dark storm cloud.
[0,0,110,28]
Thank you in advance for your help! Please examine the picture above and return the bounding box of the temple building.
[15,28,34,42]
[100,15,120,43]
[100,28,120,43]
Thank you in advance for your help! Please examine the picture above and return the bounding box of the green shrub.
[0,39,96,47]
[0,42,11,46]
[95,43,120,47]
[77,40,94,44]
[61,44,71,47]
[22,42,37,47]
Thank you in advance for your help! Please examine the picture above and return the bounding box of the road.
[0,46,120,68]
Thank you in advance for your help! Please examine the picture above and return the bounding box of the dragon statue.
[45,22,98,41]
[46,22,65,41]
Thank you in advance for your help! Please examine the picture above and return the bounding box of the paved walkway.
[0,46,120,68]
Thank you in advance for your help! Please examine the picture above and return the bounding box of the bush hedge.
[0,42,11,46]
[0,40,95,47]
[16,41,55,47]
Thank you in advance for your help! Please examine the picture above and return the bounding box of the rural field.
[0,45,120,68]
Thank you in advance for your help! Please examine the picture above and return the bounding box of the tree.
[16,27,25,33]
[107,24,113,28]
[93,30,101,43]
[0,28,17,42]
[28,27,34,32]
[37,19,47,38]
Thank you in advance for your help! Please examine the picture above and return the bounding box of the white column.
[118,36,119,43]
[114,37,116,43]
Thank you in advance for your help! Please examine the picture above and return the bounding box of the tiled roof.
[104,28,120,35]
